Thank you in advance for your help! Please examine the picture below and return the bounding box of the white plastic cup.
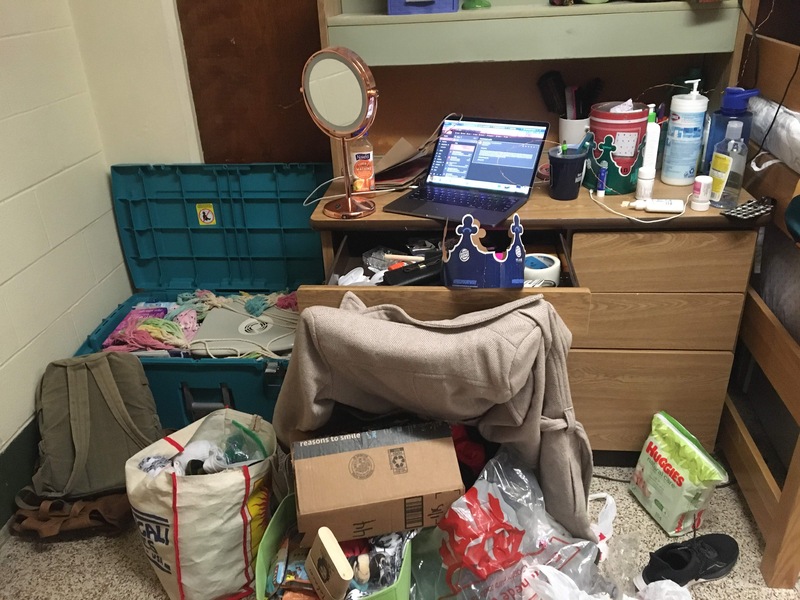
[558,117,591,146]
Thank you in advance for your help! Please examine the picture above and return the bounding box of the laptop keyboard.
[414,186,518,213]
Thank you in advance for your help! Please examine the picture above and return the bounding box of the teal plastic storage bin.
[76,163,333,430]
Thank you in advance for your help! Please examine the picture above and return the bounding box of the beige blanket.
[274,292,594,540]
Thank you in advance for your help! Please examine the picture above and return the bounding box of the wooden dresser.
[297,179,758,452]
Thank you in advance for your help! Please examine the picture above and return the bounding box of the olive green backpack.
[31,352,163,499]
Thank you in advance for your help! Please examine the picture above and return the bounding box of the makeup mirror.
[301,47,378,219]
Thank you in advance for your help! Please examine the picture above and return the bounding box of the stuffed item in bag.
[629,412,727,536]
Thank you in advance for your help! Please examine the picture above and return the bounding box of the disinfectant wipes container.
[630,411,728,536]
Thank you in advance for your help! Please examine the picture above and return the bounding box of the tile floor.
[0,466,797,600]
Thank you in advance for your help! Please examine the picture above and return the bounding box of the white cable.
[589,190,692,223]
[188,334,293,360]
[303,175,343,206]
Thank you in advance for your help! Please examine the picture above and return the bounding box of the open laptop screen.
[426,118,548,195]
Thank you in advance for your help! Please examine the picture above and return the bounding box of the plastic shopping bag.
[125,409,277,600]
[411,448,611,600]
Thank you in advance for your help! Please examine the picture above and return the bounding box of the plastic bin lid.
[110,163,332,292]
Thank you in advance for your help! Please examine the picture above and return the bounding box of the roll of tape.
[524,253,561,286]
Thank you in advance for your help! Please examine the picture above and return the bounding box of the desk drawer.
[573,292,744,351]
[571,230,757,293]
[569,349,733,451]
[297,286,591,337]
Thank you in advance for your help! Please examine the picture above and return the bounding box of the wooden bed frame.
[716,35,800,589]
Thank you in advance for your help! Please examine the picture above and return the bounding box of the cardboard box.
[292,422,464,542]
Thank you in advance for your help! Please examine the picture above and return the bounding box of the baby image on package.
[630,412,728,536]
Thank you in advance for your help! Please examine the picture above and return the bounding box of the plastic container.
[548,144,588,200]
[700,87,759,175]
[661,79,709,186]
[691,175,713,211]
[349,134,375,192]
[387,0,458,14]
[635,166,656,200]
[254,494,413,600]
[76,163,334,429]
[709,120,747,209]
[583,101,649,195]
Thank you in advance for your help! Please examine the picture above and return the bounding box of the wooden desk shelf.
[322,0,741,65]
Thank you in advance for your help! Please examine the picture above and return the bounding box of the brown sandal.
[10,493,132,540]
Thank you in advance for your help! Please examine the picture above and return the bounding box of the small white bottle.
[622,198,684,213]
[635,167,656,200]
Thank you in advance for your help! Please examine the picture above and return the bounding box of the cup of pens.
[548,143,589,201]
[559,117,591,146]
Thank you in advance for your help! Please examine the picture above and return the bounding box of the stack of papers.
[374,137,432,190]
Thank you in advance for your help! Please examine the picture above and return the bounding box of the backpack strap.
[86,356,154,449]
[62,362,92,497]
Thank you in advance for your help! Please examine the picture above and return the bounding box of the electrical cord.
[590,190,691,224]
[585,160,691,223]
[753,49,800,158]
[304,113,465,208]
[737,0,761,86]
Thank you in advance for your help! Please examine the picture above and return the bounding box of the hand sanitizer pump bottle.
[661,79,709,186]
[709,120,747,209]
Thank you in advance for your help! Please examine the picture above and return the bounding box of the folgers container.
[583,101,650,195]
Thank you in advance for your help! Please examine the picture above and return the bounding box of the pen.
[383,254,426,263]
[561,142,568,155]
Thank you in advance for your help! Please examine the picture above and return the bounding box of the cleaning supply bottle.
[700,87,759,175]
[709,120,747,209]
[661,79,709,186]
[641,104,661,172]
[349,133,375,193]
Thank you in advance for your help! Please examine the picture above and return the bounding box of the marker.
[561,142,568,155]
[596,160,608,198]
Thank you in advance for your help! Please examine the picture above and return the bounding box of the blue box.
[387,0,459,15]
[76,163,333,429]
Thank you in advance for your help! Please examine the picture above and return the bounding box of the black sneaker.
[633,533,739,590]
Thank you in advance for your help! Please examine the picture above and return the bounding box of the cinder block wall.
[0,0,201,523]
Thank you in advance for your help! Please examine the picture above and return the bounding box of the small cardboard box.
[292,422,464,542]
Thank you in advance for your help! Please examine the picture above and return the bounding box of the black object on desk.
[382,256,443,286]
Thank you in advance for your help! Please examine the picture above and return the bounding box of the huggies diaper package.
[630,412,728,536]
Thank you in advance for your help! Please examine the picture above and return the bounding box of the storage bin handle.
[181,382,234,421]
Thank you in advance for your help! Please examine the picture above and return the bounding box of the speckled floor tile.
[591,466,800,600]
[0,470,796,599]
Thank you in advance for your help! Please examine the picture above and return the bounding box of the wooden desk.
[299,182,760,452]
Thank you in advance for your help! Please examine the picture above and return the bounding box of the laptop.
[383,116,549,227]
[189,306,296,357]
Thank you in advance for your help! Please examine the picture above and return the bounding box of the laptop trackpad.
[386,194,426,212]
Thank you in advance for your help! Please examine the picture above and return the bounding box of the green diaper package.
[630,411,728,536]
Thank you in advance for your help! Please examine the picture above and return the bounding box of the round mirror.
[301,47,378,219]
